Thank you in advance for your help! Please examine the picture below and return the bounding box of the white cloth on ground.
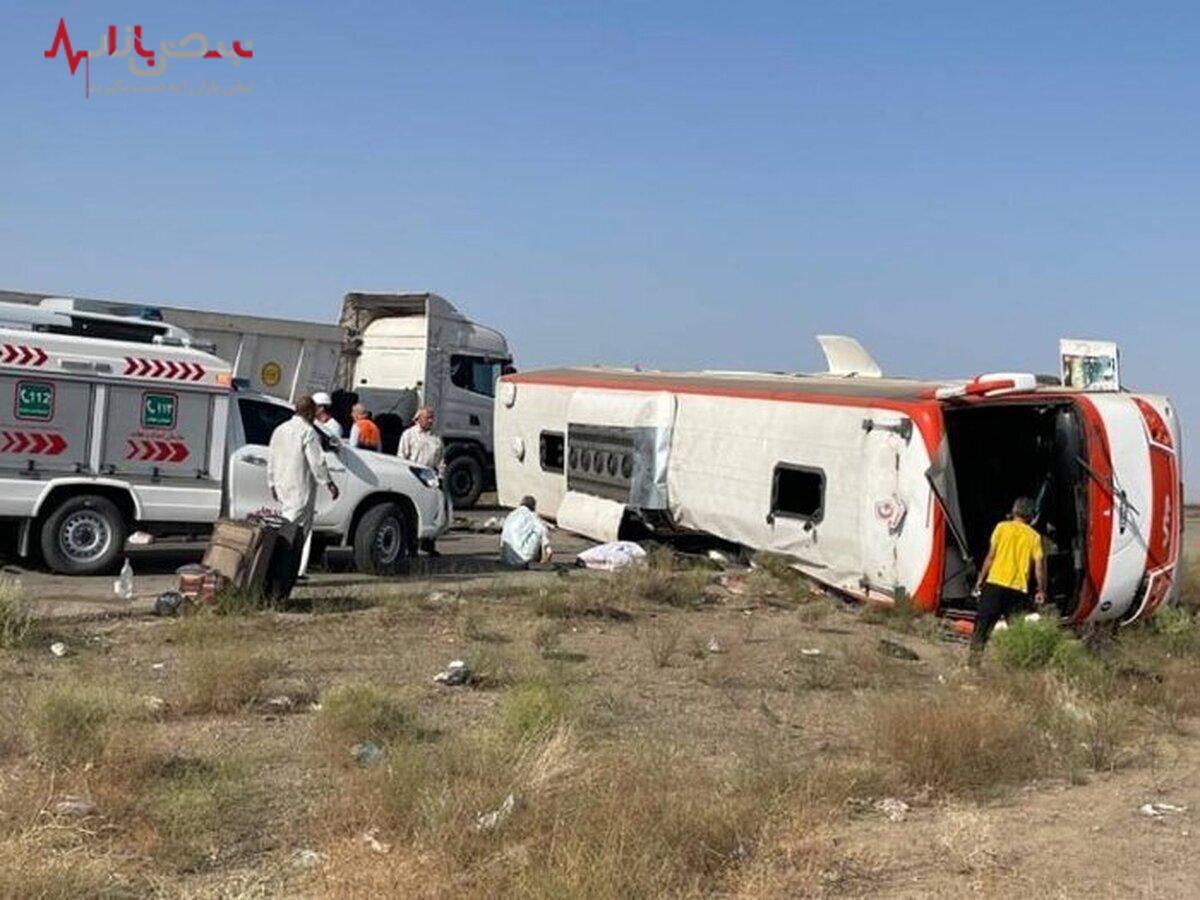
[499,506,550,567]
[397,424,444,469]
[575,541,647,571]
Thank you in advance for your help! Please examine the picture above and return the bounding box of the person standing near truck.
[312,392,343,440]
[268,396,340,580]
[348,404,381,451]
[398,406,445,556]
[970,496,1047,656]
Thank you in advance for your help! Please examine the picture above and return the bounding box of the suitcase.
[202,519,267,589]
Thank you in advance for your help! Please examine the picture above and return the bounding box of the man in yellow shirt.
[970,496,1047,652]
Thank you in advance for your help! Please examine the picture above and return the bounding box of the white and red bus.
[494,347,1182,625]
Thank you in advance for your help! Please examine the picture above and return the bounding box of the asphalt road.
[12,502,597,619]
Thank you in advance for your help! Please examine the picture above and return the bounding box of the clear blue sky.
[4,2,1197,489]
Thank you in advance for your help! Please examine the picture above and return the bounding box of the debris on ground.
[433,659,471,686]
[476,516,503,533]
[706,549,732,568]
[127,531,155,545]
[153,591,187,617]
[49,641,68,658]
[351,741,385,767]
[878,638,920,661]
[51,796,97,818]
[476,793,517,831]
[575,541,647,571]
[292,849,323,869]
[360,828,391,854]
[875,798,910,822]
[1138,802,1186,818]
[114,558,135,600]
[707,637,725,654]
[265,695,295,711]
[142,695,167,716]
[799,647,823,657]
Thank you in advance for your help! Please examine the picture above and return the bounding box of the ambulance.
[0,301,449,575]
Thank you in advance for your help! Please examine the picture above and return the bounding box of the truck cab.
[340,292,512,507]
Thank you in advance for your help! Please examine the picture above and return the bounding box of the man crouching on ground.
[500,496,552,568]
[970,496,1047,658]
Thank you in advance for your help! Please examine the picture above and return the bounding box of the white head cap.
[312,392,333,407]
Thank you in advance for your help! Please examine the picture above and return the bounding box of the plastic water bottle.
[114,559,134,600]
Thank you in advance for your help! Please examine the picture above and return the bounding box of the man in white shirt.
[312,392,343,440]
[397,406,446,557]
[397,406,444,469]
[500,496,552,568]
[267,396,339,580]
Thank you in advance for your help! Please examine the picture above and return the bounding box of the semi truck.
[0,289,514,507]
[0,299,450,575]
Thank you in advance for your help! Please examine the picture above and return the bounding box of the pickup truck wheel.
[353,502,410,576]
[40,495,128,576]
[445,455,484,508]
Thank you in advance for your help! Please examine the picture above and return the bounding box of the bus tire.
[353,502,410,576]
[445,454,484,508]
[40,494,128,576]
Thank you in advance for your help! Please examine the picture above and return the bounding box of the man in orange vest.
[347,404,381,451]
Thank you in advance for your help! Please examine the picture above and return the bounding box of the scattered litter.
[475,793,517,831]
[142,695,167,715]
[875,798,910,822]
[575,541,647,571]
[1139,802,1186,818]
[151,662,165,671]
[434,659,471,686]
[878,639,920,661]
[706,549,731,568]
[266,695,294,711]
[1024,612,1042,623]
[114,558,135,600]
[427,590,454,604]
[360,828,391,854]
[799,647,823,657]
[292,849,323,869]
[52,796,96,818]
[707,637,725,654]
[351,741,385,767]
[153,591,186,617]
[477,516,503,533]
[49,641,68,658]
[127,531,154,546]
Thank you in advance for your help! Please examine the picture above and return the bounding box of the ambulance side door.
[226,397,292,519]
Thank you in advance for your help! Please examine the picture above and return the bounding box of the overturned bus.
[493,338,1182,626]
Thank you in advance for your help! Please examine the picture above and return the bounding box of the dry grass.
[868,687,1041,796]
[25,683,141,767]
[315,682,418,752]
[643,619,685,668]
[177,644,279,714]
[0,578,31,649]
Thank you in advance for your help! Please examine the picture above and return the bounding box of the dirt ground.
[0,510,1196,898]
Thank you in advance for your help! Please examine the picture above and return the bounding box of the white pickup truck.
[0,300,448,575]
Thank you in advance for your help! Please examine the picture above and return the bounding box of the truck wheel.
[353,502,410,576]
[445,455,484,508]
[40,495,128,576]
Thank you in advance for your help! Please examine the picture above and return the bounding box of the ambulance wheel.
[445,455,484,509]
[353,502,410,576]
[40,495,128,576]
